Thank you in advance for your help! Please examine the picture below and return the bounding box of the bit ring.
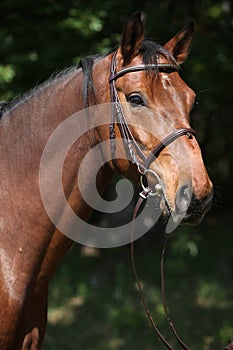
[140,169,162,197]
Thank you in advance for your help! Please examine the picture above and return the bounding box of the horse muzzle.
[181,191,213,225]
[159,186,213,227]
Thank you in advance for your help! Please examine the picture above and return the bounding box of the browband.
[109,63,179,82]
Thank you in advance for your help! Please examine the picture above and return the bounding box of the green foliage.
[0,64,16,99]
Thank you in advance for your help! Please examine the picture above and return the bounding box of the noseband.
[109,51,195,198]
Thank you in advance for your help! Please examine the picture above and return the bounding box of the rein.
[130,227,190,350]
[131,200,190,350]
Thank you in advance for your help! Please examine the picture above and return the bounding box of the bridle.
[108,51,233,350]
[109,50,196,200]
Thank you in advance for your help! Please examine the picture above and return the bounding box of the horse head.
[95,12,213,228]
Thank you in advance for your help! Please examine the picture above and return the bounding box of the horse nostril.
[176,185,192,212]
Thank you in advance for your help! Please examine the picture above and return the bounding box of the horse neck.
[0,60,114,289]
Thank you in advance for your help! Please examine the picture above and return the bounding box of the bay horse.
[0,12,213,350]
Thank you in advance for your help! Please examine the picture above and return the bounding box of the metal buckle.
[139,187,152,199]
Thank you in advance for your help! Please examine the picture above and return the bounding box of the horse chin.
[181,205,212,226]
[181,213,205,226]
[158,194,213,228]
[183,193,213,226]
[158,209,205,231]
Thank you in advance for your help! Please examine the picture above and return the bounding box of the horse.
[0,12,213,350]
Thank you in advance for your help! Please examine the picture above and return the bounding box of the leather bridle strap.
[144,128,195,169]
[109,62,179,82]
[109,50,196,195]
[109,51,147,165]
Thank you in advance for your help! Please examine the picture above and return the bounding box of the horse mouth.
[159,192,213,227]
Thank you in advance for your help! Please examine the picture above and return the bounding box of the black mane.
[140,39,175,66]
[0,101,9,118]
[78,54,105,108]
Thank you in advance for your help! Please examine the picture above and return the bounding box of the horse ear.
[120,12,144,66]
[163,22,194,64]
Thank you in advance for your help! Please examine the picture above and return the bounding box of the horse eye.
[128,94,145,107]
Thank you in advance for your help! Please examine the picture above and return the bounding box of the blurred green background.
[0,0,232,349]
